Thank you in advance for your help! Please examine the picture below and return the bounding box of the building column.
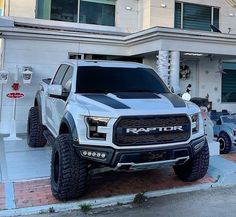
[170,51,180,94]
[156,50,170,85]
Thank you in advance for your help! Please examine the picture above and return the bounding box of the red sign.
[6,92,24,99]
[11,83,20,91]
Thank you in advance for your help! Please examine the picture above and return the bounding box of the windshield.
[222,116,236,124]
[76,66,170,94]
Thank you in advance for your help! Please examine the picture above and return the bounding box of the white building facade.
[0,0,236,134]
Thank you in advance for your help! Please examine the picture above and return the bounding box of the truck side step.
[43,130,55,146]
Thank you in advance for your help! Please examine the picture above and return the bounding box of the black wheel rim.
[219,138,225,152]
[53,151,60,185]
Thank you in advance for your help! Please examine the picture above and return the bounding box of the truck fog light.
[82,151,88,156]
[80,150,107,160]
[101,153,106,159]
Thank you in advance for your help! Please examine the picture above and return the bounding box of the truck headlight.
[85,117,109,140]
[191,113,199,134]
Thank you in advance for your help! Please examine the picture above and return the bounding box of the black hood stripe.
[83,94,130,109]
[161,93,186,108]
[114,92,160,99]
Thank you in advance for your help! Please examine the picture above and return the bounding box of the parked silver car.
[213,115,236,154]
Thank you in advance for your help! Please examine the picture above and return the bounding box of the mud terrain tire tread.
[27,106,47,148]
[173,141,209,182]
[51,134,88,200]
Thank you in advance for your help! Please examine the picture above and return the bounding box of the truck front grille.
[113,115,191,146]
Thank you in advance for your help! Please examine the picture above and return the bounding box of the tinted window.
[79,0,115,26]
[51,0,78,22]
[175,2,219,31]
[76,66,169,94]
[222,69,236,103]
[52,64,68,85]
[61,66,73,92]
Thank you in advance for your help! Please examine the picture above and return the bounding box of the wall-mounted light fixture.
[161,3,167,8]
[125,6,132,11]
[229,13,234,17]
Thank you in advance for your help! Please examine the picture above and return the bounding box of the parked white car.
[27,60,209,200]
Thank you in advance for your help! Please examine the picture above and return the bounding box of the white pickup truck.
[27,60,209,200]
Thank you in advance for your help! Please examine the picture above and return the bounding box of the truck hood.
[76,92,200,118]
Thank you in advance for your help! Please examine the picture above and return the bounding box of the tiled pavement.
[0,136,235,212]
[0,183,5,209]
[12,170,215,209]
[223,153,236,163]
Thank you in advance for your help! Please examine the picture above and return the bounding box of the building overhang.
[1,17,236,57]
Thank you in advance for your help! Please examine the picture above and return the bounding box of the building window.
[51,0,78,22]
[79,0,115,26]
[222,63,236,103]
[175,2,219,31]
[36,0,51,20]
[36,0,115,26]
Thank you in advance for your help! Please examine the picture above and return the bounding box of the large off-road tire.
[51,134,88,200]
[173,141,209,182]
[218,132,231,154]
[27,107,47,148]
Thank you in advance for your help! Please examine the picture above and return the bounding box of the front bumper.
[74,136,206,170]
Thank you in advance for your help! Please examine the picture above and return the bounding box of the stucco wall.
[115,0,140,32]
[6,0,36,18]
[0,38,79,134]
[198,58,236,113]
[5,0,236,34]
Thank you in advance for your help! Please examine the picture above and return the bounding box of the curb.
[0,182,219,217]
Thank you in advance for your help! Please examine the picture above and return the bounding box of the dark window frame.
[52,64,69,85]
[221,69,236,103]
[175,2,220,31]
[79,0,116,26]
[36,0,116,26]
[61,66,74,93]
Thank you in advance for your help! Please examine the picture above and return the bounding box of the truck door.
[45,64,69,135]
[52,66,74,134]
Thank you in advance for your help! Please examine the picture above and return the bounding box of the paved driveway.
[0,135,51,182]
[1,135,234,214]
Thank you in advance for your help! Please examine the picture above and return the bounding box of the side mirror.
[48,84,62,96]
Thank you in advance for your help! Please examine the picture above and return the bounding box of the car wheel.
[173,141,209,182]
[51,134,88,200]
[218,132,231,154]
[27,107,47,148]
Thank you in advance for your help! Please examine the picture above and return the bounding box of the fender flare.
[34,91,43,122]
[34,91,42,107]
[60,112,78,141]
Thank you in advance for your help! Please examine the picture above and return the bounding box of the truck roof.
[64,60,152,69]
